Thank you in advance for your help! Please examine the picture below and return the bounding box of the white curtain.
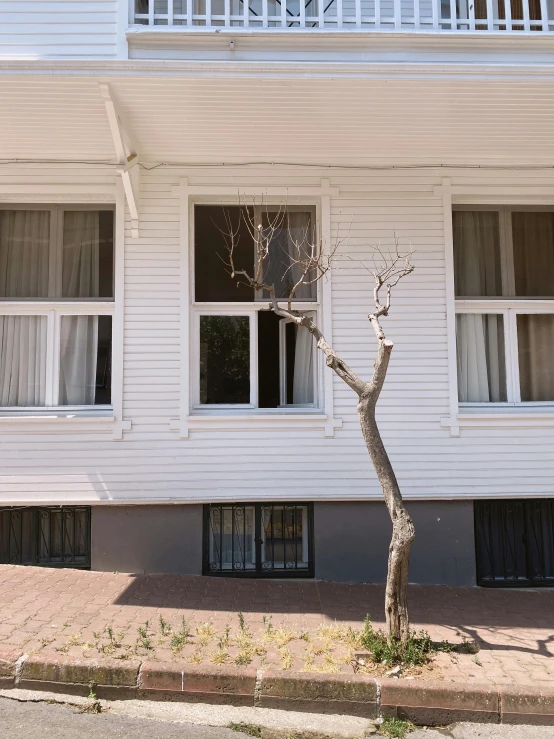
[0,210,50,299]
[454,211,506,402]
[292,324,314,404]
[453,211,501,297]
[0,316,47,407]
[59,212,100,405]
[0,211,50,407]
[456,314,505,402]
[263,211,316,300]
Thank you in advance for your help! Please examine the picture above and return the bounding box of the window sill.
[441,408,554,435]
[0,413,131,439]
[170,412,342,438]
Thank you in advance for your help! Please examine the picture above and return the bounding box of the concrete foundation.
[91,504,203,575]
[89,500,476,585]
[313,500,476,586]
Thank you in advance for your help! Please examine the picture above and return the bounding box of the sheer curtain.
[453,211,506,402]
[59,212,100,405]
[517,315,554,401]
[263,211,316,300]
[512,212,554,297]
[292,324,314,404]
[0,210,50,407]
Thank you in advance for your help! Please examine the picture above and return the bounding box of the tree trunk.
[357,346,415,645]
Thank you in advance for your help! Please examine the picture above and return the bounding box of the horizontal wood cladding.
[0,1,119,59]
[1,166,554,503]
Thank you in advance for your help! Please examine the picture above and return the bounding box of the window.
[203,502,313,577]
[0,506,91,569]
[453,208,554,405]
[193,205,319,411]
[0,206,114,411]
[475,499,554,587]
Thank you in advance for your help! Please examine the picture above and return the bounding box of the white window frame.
[439,178,554,435]
[454,205,554,408]
[0,192,128,439]
[192,202,320,413]
[170,179,343,439]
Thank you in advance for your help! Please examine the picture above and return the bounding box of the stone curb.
[0,648,553,725]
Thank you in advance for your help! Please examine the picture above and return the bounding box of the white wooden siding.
[0,1,120,59]
[1,165,554,504]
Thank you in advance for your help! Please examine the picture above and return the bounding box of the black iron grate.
[475,499,554,587]
[0,507,91,569]
[204,503,314,577]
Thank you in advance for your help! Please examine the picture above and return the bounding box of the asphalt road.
[1,697,554,739]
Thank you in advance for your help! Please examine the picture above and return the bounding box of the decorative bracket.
[100,83,140,238]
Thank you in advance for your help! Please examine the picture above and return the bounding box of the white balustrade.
[132,0,554,31]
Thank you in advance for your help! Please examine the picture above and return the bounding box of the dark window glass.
[512,212,554,298]
[200,315,250,404]
[260,210,316,301]
[258,311,281,409]
[95,315,112,405]
[195,206,253,302]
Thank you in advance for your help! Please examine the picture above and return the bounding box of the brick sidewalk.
[0,565,552,686]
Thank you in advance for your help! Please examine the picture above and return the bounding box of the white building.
[1,0,554,586]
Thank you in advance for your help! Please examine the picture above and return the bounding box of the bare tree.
[221,204,415,644]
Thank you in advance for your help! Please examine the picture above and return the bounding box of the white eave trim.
[4,59,554,81]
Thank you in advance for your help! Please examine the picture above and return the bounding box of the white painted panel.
[0,0,119,59]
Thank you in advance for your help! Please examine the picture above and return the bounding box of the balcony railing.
[133,0,554,32]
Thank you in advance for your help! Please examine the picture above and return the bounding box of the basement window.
[203,502,314,577]
[0,506,91,569]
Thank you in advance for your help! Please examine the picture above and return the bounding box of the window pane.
[59,315,112,405]
[260,210,317,301]
[512,212,554,298]
[0,211,50,298]
[200,315,249,404]
[62,211,113,299]
[258,311,281,408]
[261,505,308,570]
[517,314,554,401]
[453,211,502,297]
[208,505,255,571]
[0,316,47,407]
[195,206,254,302]
[456,314,506,402]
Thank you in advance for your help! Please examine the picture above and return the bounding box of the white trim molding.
[170,177,342,439]
[100,82,140,238]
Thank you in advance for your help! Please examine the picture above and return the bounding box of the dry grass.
[39,615,441,678]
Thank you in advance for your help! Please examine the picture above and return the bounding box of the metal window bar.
[475,500,554,587]
[204,503,313,577]
[0,507,90,569]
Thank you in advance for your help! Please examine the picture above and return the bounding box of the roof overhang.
[1,62,554,167]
